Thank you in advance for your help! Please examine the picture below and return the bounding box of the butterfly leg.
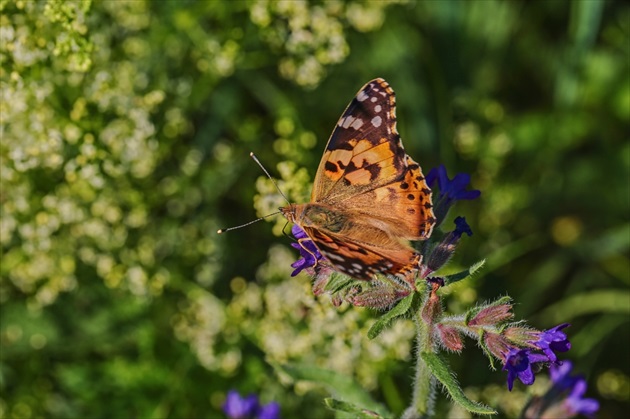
[297,237,321,267]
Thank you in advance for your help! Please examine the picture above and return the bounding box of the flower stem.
[402,295,437,419]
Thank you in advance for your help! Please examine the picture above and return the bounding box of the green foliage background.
[1,0,628,418]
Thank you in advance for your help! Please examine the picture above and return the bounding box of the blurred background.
[1,0,628,417]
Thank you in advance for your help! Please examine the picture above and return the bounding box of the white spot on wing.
[328,253,345,262]
[342,116,355,128]
[357,90,369,102]
[371,116,382,127]
[374,105,382,113]
[350,118,364,129]
[371,97,377,103]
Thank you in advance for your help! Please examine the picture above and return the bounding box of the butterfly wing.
[311,78,405,201]
[302,224,420,281]
[311,78,435,240]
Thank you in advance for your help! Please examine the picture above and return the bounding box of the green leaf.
[535,289,630,324]
[443,259,486,285]
[324,399,385,418]
[367,293,415,339]
[421,352,496,416]
[278,364,390,417]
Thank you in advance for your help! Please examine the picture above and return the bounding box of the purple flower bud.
[436,324,464,352]
[468,304,513,327]
[426,276,445,287]
[503,326,539,345]
[452,216,473,239]
[484,332,514,361]
[351,283,411,310]
[425,217,473,272]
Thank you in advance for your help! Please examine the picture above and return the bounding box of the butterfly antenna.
[217,211,281,234]
[249,152,291,205]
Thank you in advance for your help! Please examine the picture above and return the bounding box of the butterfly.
[280,78,436,282]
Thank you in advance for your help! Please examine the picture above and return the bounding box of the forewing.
[340,155,436,240]
[311,78,407,202]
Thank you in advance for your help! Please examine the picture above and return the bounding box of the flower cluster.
[426,295,573,391]
[499,323,571,390]
[223,390,280,419]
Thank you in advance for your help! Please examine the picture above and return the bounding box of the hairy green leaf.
[367,293,415,339]
[421,352,496,416]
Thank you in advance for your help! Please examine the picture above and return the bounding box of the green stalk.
[402,294,436,419]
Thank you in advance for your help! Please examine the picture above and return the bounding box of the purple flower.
[223,390,281,419]
[549,359,578,390]
[566,378,600,417]
[503,348,549,391]
[223,390,259,419]
[425,165,480,225]
[256,401,281,419]
[533,323,571,362]
[426,165,481,202]
[290,225,322,276]
[453,216,473,239]
[549,362,599,417]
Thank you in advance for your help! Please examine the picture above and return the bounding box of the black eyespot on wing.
[325,161,338,173]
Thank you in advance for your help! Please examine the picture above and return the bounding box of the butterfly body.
[283,78,435,282]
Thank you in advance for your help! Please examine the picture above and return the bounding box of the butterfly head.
[279,204,298,224]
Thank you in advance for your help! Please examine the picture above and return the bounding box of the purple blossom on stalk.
[503,348,549,391]
[256,401,281,419]
[426,164,481,202]
[566,379,600,418]
[290,225,322,277]
[425,165,480,226]
[223,390,258,418]
[452,216,473,239]
[223,390,280,419]
[532,323,571,362]
[550,362,600,418]
[549,360,579,390]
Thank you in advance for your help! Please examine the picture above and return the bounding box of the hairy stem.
[402,294,437,419]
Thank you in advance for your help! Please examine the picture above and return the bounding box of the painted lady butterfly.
[281,78,436,282]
